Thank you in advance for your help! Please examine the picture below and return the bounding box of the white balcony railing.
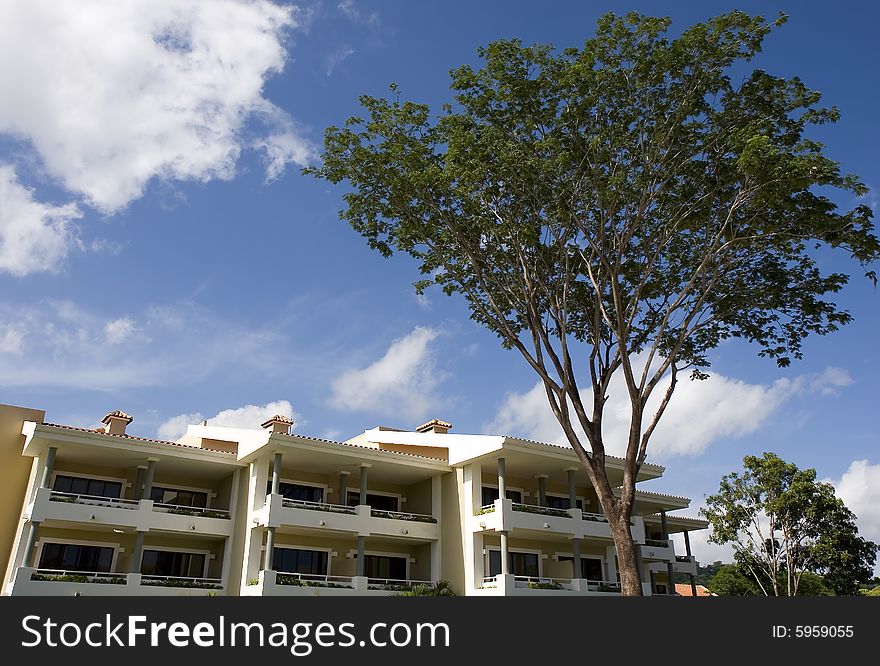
[151,503,231,519]
[281,498,356,514]
[366,577,432,590]
[370,508,437,523]
[140,574,223,589]
[30,568,127,584]
[48,491,140,509]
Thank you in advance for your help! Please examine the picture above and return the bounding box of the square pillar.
[134,466,146,500]
[497,458,506,500]
[338,471,350,506]
[355,536,366,577]
[500,531,510,575]
[265,527,276,570]
[40,447,57,489]
[571,538,582,578]
[271,452,283,495]
[666,561,676,594]
[535,474,548,507]
[142,459,158,501]
[130,531,145,573]
[358,465,371,506]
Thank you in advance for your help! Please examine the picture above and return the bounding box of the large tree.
[306,11,879,594]
[702,452,877,596]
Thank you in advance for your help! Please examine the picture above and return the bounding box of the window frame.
[484,546,543,578]
[50,471,127,499]
[148,482,214,508]
[139,545,211,578]
[271,544,333,576]
[35,538,121,573]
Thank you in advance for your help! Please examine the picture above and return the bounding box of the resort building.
[0,403,707,596]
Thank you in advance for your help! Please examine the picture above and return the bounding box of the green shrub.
[31,572,126,585]
[141,578,222,590]
[394,580,456,596]
[527,580,562,590]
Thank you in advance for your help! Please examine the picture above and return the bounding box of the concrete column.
[271,452,283,495]
[430,540,440,583]
[571,538,582,579]
[684,530,693,558]
[536,475,548,507]
[356,536,366,577]
[359,465,370,505]
[566,468,578,508]
[689,574,698,596]
[265,527,276,570]
[666,561,676,594]
[338,471,350,506]
[500,531,510,575]
[660,510,669,541]
[130,531,145,573]
[134,466,146,500]
[649,570,657,595]
[142,459,157,501]
[497,458,506,499]
[23,522,41,567]
[40,446,57,488]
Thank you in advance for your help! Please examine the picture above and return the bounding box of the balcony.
[28,488,234,536]
[9,567,224,596]
[473,499,616,539]
[260,494,440,540]
[649,555,698,576]
[475,574,622,596]
[638,539,675,562]
[243,569,434,596]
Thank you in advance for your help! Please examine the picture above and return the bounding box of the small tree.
[307,11,879,594]
[701,452,877,596]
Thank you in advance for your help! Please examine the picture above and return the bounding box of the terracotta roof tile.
[41,423,236,455]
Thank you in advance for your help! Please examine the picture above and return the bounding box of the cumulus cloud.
[157,399,298,439]
[485,359,854,458]
[832,460,880,547]
[0,0,313,213]
[330,326,444,420]
[0,165,82,276]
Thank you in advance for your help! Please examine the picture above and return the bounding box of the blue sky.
[1,1,878,564]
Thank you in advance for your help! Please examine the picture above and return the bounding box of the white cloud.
[0,1,313,214]
[157,399,298,439]
[0,323,24,354]
[485,360,853,458]
[104,317,136,345]
[0,299,287,391]
[832,459,880,547]
[337,1,379,27]
[0,164,82,276]
[330,326,444,420]
[325,45,354,76]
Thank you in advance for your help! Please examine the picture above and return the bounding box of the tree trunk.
[609,515,642,596]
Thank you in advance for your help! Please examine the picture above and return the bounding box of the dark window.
[39,543,114,572]
[150,486,208,508]
[276,482,324,503]
[346,491,398,511]
[363,554,407,580]
[481,486,523,506]
[545,494,584,510]
[655,583,668,594]
[140,550,206,577]
[580,558,603,581]
[488,550,540,577]
[273,548,328,575]
[53,475,122,499]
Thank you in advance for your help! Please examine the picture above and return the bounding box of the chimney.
[261,414,294,435]
[101,410,133,436]
[415,418,451,435]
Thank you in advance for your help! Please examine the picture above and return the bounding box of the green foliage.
[31,572,126,585]
[511,503,572,518]
[706,564,760,596]
[276,575,346,588]
[394,580,456,596]
[861,586,880,597]
[702,453,878,596]
[141,578,223,590]
[370,509,437,523]
[527,580,563,590]
[165,507,229,519]
[307,9,879,594]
